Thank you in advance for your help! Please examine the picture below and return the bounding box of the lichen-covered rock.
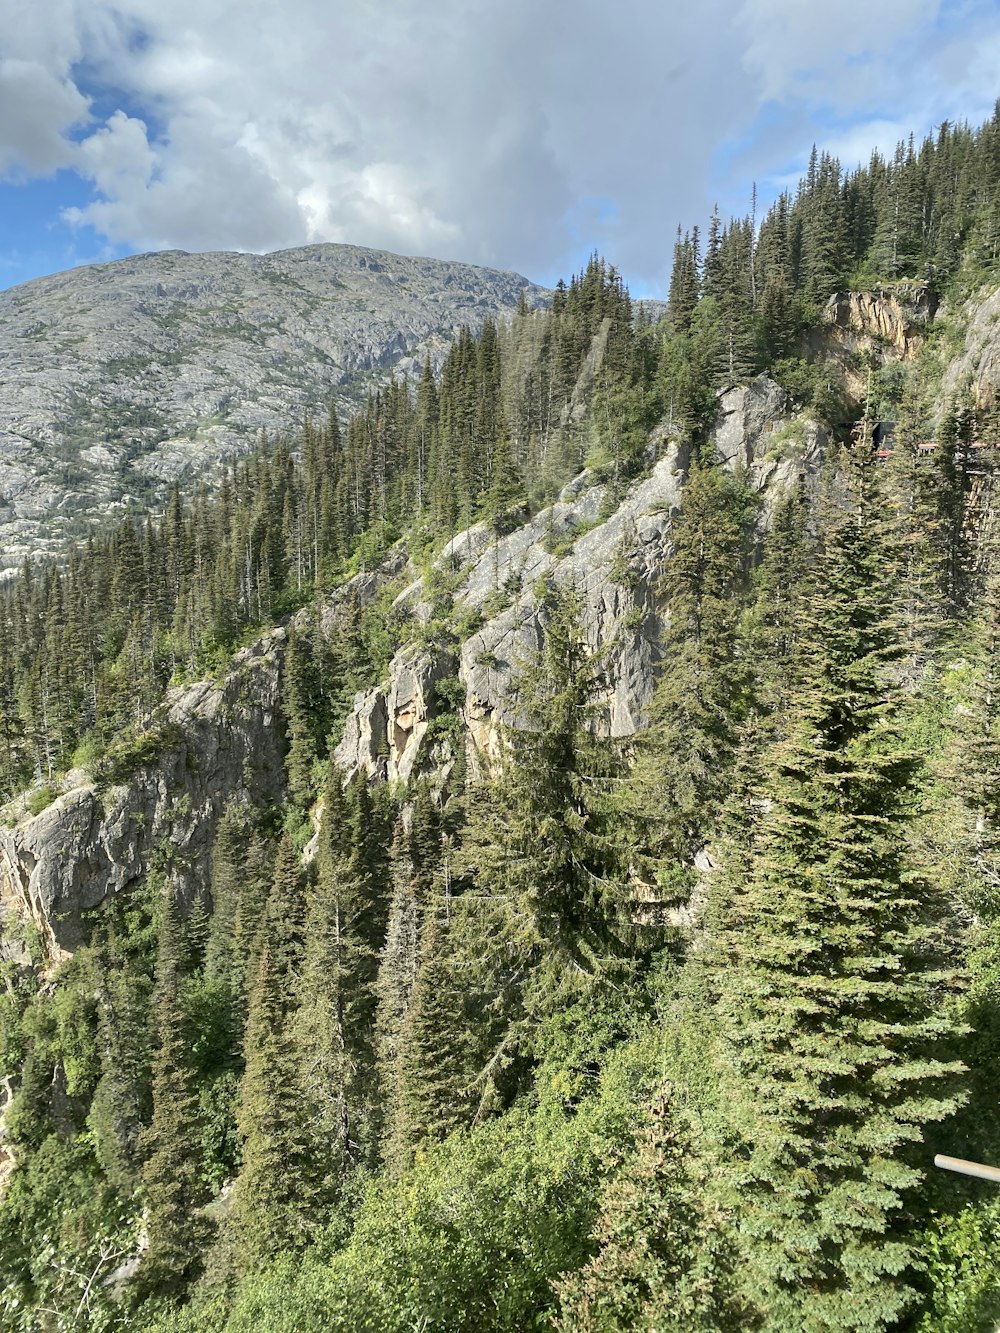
[713,375,787,469]
[386,648,456,783]
[335,688,390,782]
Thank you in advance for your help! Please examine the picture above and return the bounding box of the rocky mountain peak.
[0,243,547,571]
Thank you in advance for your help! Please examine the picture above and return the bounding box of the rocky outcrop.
[0,244,547,570]
[822,286,936,356]
[339,375,826,780]
[335,646,455,783]
[0,633,286,962]
[450,377,825,770]
[0,534,415,963]
[940,284,1000,413]
[807,285,937,406]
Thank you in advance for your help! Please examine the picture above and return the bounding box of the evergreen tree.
[231,943,314,1266]
[623,460,756,901]
[667,227,700,334]
[705,438,966,1330]
[293,769,379,1189]
[137,970,209,1295]
[554,1085,745,1332]
[384,907,473,1168]
[127,892,209,1296]
[375,789,441,1160]
[459,582,624,973]
[87,944,153,1192]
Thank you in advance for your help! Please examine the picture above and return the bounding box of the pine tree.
[137,971,209,1294]
[881,375,952,661]
[293,768,378,1190]
[231,943,314,1266]
[258,832,307,976]
[667,227,700,334]
[375,790,441,1158]
[744,484,812,720]
[131,892,209,1295]
[87,943,153,1191]
[229,833,315,1264]
[934,393,974,614]
[385,907,474,1168]
[705,438,966,1330]
[282,627,320,809]
[623,460,755,901]
[459,582,624,973]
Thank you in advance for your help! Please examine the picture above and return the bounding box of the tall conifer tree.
[706,440,965,1330]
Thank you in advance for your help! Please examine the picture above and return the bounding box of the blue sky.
[2,0,1000,297]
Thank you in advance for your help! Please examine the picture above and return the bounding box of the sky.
[2,0,1000,297]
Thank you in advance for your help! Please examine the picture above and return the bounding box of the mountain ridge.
[0,242,548,570]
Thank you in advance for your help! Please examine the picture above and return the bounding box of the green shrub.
[24,785,58,818]
[70,732,104,772]
[918,1198,1000,1331]
[93,722,186,789]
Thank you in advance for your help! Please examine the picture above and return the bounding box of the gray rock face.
[0,633,286,960]
[335,645,455,784]
[339,375,826,780]
[940,284,1000,414]
[0,244,546,570]
[713,374,787,470]
[453,376,825,771]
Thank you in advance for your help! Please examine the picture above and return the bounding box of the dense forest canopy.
[5,106,1000,1332]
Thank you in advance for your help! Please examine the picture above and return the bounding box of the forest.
[5,107,1000,1331]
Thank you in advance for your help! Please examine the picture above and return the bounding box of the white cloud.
[4,0,1000,288]
[0,59,89,176]
[75,110,154,194]
[735,0,942,105]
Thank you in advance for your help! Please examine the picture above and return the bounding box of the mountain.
[0,243,546,570]
[9,108,1000,1332]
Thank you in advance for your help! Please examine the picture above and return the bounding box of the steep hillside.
[0,375,820,966]
[0,244,546,569]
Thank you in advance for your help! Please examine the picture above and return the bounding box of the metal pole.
[934,1154,1000,1185]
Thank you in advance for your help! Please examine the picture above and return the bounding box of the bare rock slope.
[0,633,286,961]
[0,244,545,569]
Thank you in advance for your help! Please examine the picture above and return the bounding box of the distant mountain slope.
[0,244,547,569]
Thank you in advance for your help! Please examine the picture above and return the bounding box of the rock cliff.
[0,633,286,962]
[940,283,1000,411]
[808,284,937,404]
[822,285,937,357]
[338,375,826,781]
